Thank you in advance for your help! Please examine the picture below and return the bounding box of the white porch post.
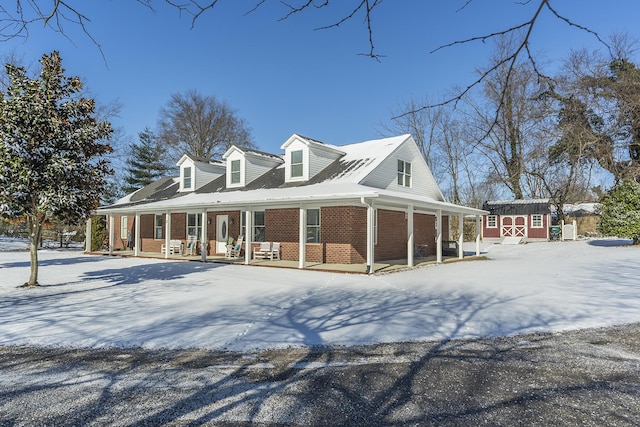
[436,209,442,263]
[134,212,141,257]
[85,217,92,252]
[561,219,565,242]
[366,203,375,273]
[298,207,306,269]
[407,205,414,267]
[458,214,464,259]
[108,215,114,255]
[164,211,171,259]
[244,210,253,265]
[201,209,208,262]
[475,215,481,256]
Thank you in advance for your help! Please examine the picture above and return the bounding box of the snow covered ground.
[1,237,639,352]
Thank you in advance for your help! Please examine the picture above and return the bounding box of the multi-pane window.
[531,214,543,228]
[230,159,241,184]
[183,167,192,189]
[291,150,303,178]
[241,211,265,242]
[121,216,128,239]
[487,215,497,228]
[397,160,411,187]
[306,209,320,243]
[155,214,163,239]
[187,213,202,239]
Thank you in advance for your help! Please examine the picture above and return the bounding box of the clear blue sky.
[2,1,639,156]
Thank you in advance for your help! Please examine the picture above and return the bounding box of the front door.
[216,215,229,254]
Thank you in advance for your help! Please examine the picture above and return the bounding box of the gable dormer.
[177,154,225,192]
[222,146,283,189]
[280,134,345,183]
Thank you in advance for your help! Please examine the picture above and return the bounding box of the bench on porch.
[252,242,281,260]
[442,240,459,256]
[161,239,183,255]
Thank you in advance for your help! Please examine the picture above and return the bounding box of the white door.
[216,215,228,254]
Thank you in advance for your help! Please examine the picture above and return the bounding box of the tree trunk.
[22,216,42,287]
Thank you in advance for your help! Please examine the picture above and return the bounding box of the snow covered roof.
[99,134,486,216]
[483,199,551,215]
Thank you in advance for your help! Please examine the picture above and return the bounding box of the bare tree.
[158,89,254,161]
[466,37,551,199]
[382,97,486,207]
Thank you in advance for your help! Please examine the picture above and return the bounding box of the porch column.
[298,207,306,269]
[561,219,565,242]
[108,215,114,255]
[458,214,464,259]
[85,216,92,252]
[201,209,208,262]
[164,211,171,259]
[436,209,442,263]
[366,203,375,273]
[475,215,481,256]
[134,212,141,257]
[244,210,253,265]
[407,205,414,267]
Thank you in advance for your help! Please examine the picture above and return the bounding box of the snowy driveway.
[1,239,639,351]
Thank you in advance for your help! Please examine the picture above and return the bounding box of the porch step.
[501,237,523,245]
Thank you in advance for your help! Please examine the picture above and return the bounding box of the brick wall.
[265,208,300,261]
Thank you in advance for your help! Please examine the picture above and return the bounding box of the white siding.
[194,163,225,190]
[308,146,341,179]
[245,156,278,185]
[361,139,444,201]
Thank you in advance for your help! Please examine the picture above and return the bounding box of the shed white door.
[216,215,228,254]
[501,215,527,237]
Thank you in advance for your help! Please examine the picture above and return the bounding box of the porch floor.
[88,250,485,274]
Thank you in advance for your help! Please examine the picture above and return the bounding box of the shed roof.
[483,199,551,215]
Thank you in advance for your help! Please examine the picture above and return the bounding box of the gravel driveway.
[2,323,640,426]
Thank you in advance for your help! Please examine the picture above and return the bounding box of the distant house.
[91,134,487,271]
[482,199,551,241]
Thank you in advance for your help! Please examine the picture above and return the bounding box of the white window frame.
[230,159,241,184]
[154,214,163,240]
[487,215,497,228]
[531,214,543,228]
[121,216,128,239]
[291,150,304,178]
[397,160,412,188]
[186,213,202,239]
[306,208,320,243]
[183,166,192,190]
[241,211,265,242]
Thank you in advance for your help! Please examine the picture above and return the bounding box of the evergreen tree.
[598,180,640,245]
[123,127,171,194]
[0,51,113,287]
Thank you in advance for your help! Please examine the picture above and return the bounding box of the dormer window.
[183,166,192,189]
[291,150,303,178]
[397,160,411,187]
[230,160,241,184]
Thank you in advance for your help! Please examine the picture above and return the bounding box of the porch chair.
[226,235,244,259]
[269,242,281,260]
[184,235,197,256]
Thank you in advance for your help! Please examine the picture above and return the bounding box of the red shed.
[482,199,551,241]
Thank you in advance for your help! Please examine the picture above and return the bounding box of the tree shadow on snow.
[0,255,110,269]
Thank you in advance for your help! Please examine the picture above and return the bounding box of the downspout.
[360,197,375,274]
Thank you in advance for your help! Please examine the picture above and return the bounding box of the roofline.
[96,190,486,217]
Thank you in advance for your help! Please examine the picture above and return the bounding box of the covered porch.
[90,191,487,274]
[86,247,487,274]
